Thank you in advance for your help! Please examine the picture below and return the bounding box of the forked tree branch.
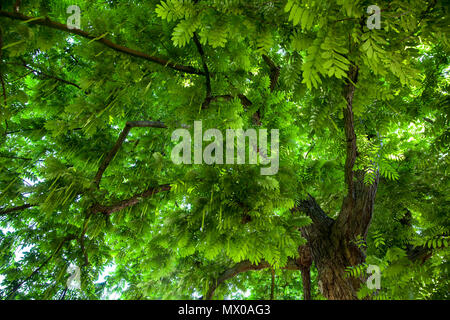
[91,184,171,215]
[205,245,314,300]
[291,194,334,234]
[93,121,167,187]
[0,11,204,76]
[335,66,380,239]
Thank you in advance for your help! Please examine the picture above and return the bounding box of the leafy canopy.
[0,0,448,300]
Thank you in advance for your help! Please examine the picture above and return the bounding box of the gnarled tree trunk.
[294,66,379,299]
[295,173,379,299]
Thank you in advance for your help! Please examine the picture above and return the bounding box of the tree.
[0,0,448,300]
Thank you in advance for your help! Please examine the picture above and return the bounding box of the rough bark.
[292,66,380,300]
[294,196,361,299]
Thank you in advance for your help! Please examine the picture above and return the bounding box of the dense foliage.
[0,0,448,300]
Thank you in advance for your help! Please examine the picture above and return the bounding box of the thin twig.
[193,33,212,109]
[5,235,74,299]
[79,213,91,266]
[270,268,275,300]
[16,60,82,90]
[0,26,7,107]
[0,154,33,161]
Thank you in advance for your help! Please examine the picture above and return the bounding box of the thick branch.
[0,11,204,76]
[91,184,171,215]
[237,94,253,107]
[405,236,448,264]
[93,125,131,187]
[244,55,280,126]
[333,66,380,239]
[93,121,167,187]
[406,244,433,264]
[0,204,34,215]
[270,269,275,300]
[205,258,300,300]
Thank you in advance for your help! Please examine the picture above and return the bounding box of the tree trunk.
[310,229,365,300]
[321,65,378,299]
[293,65,380,299]
[297,246,312,300]
[296,191,370,299]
